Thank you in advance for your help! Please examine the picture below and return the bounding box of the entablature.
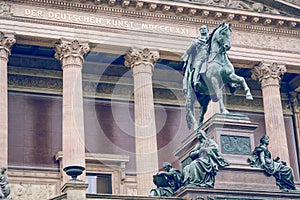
[5,0,300,31]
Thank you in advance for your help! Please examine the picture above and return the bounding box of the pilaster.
[289,92,300,166]
[55,39,90,183]
[0,32,15,167]
[124,48,159,195]
[251,62,289,164]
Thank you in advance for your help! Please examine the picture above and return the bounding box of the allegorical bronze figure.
[182,22,253,130]
[182,129,229,188]
[249,136,298,192]
[149,162,182,197]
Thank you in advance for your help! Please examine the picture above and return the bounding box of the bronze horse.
[184,22,253,130]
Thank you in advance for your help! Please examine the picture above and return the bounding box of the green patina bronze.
[221,135,251,155]
[182,22,253,130]
[248,136,297,192]
[149,162,182,197]
[182,129,229,188]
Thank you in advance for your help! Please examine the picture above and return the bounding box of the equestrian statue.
[182,22,253,130]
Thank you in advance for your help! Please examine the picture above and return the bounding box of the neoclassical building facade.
[0,0,299,199]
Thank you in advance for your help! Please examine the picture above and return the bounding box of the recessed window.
[86,174,112,194]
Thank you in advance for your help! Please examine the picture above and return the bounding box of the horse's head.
[212,22,232,52]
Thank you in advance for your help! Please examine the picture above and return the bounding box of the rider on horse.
[182,22,253,130]
[182,25,209,95]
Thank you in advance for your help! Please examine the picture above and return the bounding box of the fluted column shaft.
[125,48,159,195]
[55,39,89,183]
[252,62,289,164]
[0,33,15,167]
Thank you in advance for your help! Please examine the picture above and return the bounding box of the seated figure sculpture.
[149,162,182,197]
[249,136,296,191]
[182,129,229,187]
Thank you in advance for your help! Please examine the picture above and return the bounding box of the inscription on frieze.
[12,5,196,36]
[221,135,251,155]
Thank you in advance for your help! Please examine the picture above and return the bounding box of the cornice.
[7,0,300,32]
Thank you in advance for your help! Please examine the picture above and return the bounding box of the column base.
[61,180,88,200]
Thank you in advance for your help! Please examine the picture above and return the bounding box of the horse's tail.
[185,97,194,130]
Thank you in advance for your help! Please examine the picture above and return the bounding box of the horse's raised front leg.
[228,73,253,100]
[211,77,229,114]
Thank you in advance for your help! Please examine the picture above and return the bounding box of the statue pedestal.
[175,113,281,196]
[176,113,258,167]
[175,185,300,200]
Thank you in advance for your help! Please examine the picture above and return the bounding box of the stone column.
[0,32,15,167]
[289,92,300,164]
[124,48,159,195]
[55,39,89,183]
[252,62,290,164]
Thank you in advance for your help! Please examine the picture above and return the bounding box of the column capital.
[0,32,15,60]
[55,39,90,67]
[251,62,286,87]
[124,48,159,69]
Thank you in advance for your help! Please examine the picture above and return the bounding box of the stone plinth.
[50,194,183,200]
[176,113,258,167]
[175,185,300,200]
[214,165,278,191]
[61,180,88,200]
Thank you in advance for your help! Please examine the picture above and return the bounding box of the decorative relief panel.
[7,73,186,103]
[0,1,12,16]
[8,183,56,200]
[188,0,281,14]
[225,95,264,111]
[126,188,137,196]
[8,75,63,91]
[232,31,300,52]
[282,0,300,7]
[221,135,251,155]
